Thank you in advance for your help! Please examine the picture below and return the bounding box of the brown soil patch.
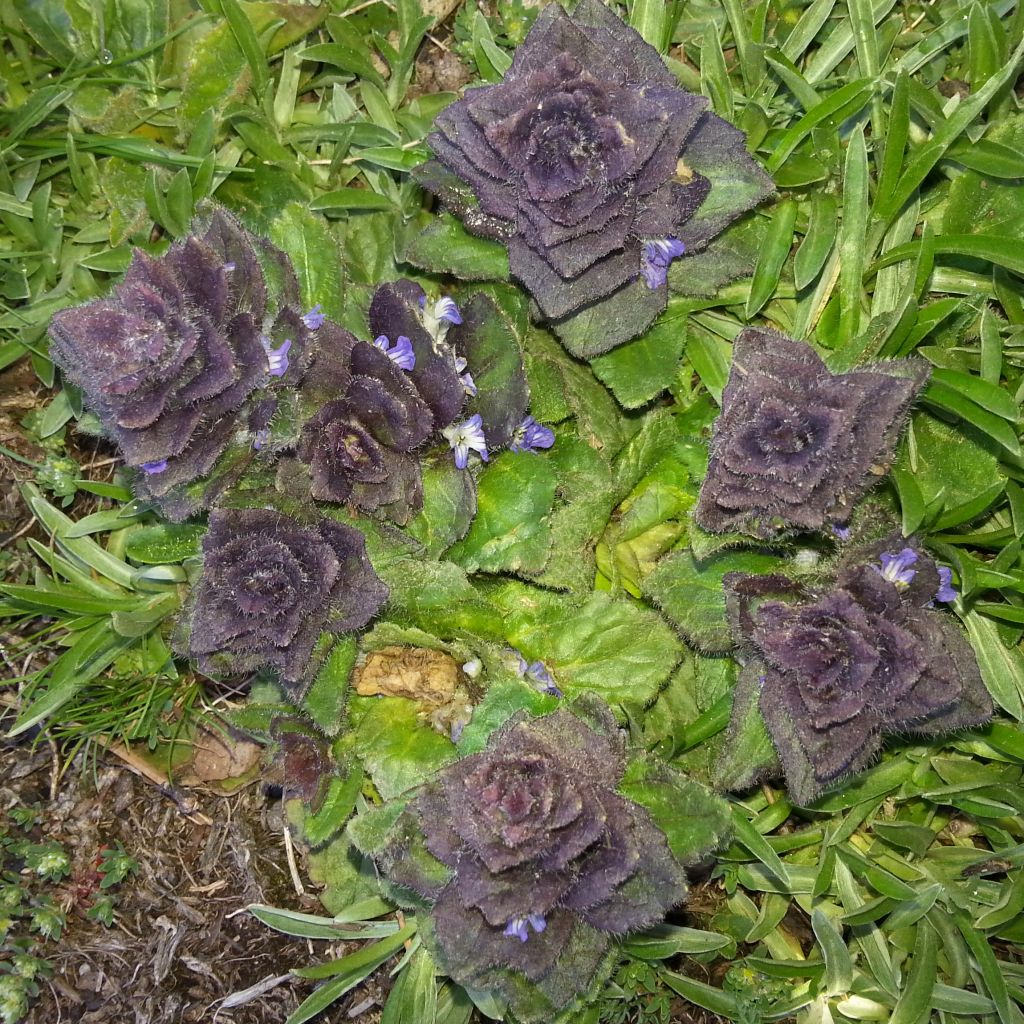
[0,735,374,1024]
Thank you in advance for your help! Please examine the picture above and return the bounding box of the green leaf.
[402,211,510,281]
[524,327,631,457]
[374,558,503,639]
[662,973,743,1018]
[532,437,616,592]
[498,588,682,713]
[961,610,1024,721]
[302,637,357,736]
[456,678,560,755]
[623,924,733,959]
[448,453,557,576]
[795,194,839,290]
[301,766,364,848]
[619,753,732,867]
[930,367,1018,421]
[382,946,438,1024]
[644,548,789,654]
[269,202,344,322]
[590,300,689,409]
[350,697,456,800]
[311,188,395,212]
[668,212,765,299]
[812,908,853,996]
[745,201,797,318]
[895,413,1005,526]
[549,275,667,358]
[714,665,778,792]
[730,806,791,890]
[889,923,937,1024]
[124,523,207,564]
[405,457,477,558]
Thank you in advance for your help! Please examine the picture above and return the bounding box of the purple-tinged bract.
[416,0,773,348]
[179,508,388,692]
[721,538,991,804]
[695,329,930,539]
[48,209,313,519]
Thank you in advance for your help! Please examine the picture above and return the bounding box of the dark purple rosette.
[48,209,315,519]
[720,538,991,804]
[414,0,773,352]
[349,697,723,1020]
[695,329,930,539]
[282,279,533,523]
[177,508,388,693]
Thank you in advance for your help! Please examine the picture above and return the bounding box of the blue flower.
[141,459,168,475]
[640,237,686,289]
[373,334,416,371]
[302,304,325,330]
[261,335,292,378]
[511,648,562,697]
[443,414,488,469]
[253,428,270,451]
[502,913,546,943]
[935,566,956,603]
[454,356,477,396]
[509,415,554,454]
[874,548,918,587]
[418,293,463,346]
[831,524,851,542]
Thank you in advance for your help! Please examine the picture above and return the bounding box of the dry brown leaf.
[354,646,461,705]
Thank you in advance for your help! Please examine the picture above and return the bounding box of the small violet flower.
[373,334,416,371]
[443,414,488,470]
[512,649,562,697]
[874,548,918,587]
[935,566,956,603]
[418,293,463,346]
[141,459,168,475]
[640,237,686,289]
[253,428,270,451]
[261,335,292,378]
[502,913,546,943]
[831,524,851,542]
[509,415,555,454]
[302,304,325,330]
[454,355,477,396]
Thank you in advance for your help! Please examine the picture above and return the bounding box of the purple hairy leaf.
[721,538,991,805]
[696,329,930,539]
[415,0,773,345]
[178,508,387,694]
[48,209,315,519]
[282,280,471,524]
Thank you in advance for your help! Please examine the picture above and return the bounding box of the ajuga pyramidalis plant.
[349,695,731,1022]
[176,508,388,693]
[414,0,773,351]
[49,209,315,520]
[695,329,931,539]
[719,538,991,805]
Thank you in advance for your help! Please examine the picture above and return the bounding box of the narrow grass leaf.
[767,79,873,173]
[961,610,1024,720]
[839,125,869,340]
[874,39,1024,226]
[746,201,797,317]
[812,908,853,995]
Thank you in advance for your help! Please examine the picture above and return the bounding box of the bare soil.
[0,735,375,1024]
